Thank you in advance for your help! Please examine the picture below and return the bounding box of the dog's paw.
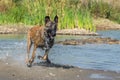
[37,55,43,59]
[46,59,51,64]
[27,63,32,67]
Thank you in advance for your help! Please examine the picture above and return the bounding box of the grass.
[0,0,120,31]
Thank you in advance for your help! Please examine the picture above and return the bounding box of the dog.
[26,15,58,67]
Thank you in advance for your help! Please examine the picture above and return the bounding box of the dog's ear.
[54,15,58,23]
[45,16,50,24]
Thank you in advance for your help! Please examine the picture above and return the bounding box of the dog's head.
[44,15,58,40]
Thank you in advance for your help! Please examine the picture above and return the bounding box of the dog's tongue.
[50,35,53,40]
[49,33,53,40]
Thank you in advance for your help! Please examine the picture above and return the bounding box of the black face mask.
[46,28,56,39]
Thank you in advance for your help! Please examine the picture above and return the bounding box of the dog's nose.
[52,34,56,37]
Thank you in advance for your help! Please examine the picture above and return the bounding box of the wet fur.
[26,16,58,67]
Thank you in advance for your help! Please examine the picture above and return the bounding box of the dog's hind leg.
[28,44,37,67]
[26,32,32,65]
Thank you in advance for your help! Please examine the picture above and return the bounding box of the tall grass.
[88,0,120,24]
[1,0,120,31]
[0,0,101,31]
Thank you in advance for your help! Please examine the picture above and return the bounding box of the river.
[0,30,120,72]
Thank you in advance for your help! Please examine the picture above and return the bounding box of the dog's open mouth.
[48,33,54,40]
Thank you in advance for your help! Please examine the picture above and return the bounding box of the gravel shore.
[0,58,120,80]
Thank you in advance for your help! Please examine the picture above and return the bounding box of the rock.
[49,72,56,76]
[56,37,120,45]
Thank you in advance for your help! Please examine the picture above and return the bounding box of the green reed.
[0,0,96,31]
[1,0,120,30]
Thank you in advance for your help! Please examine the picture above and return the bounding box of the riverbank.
[0,18,120,35]
[94,18,120,30]
[0,24,30,34]
[0,24,98,36]
[0,58,120,80]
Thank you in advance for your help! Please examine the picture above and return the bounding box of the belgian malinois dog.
[26,15,58,67]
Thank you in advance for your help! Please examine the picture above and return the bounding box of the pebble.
[79,70,82,72]
[77,75,80,77]
[49,72,56,76]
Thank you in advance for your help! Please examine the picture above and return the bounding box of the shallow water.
[98,30,120,40]
[90,74,113,79]
[0,30,120,72]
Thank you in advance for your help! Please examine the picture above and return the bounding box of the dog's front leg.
[43,49,51,63]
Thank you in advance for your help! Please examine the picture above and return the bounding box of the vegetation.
[0,0,120,31]
[87,0,120,24]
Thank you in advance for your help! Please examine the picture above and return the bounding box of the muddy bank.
[94,18,120,30]
[56,37,120,45]
[0,58,120,80]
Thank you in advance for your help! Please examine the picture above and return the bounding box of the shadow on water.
[33,62,74,69]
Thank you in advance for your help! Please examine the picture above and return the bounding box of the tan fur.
[26,25,47,65]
